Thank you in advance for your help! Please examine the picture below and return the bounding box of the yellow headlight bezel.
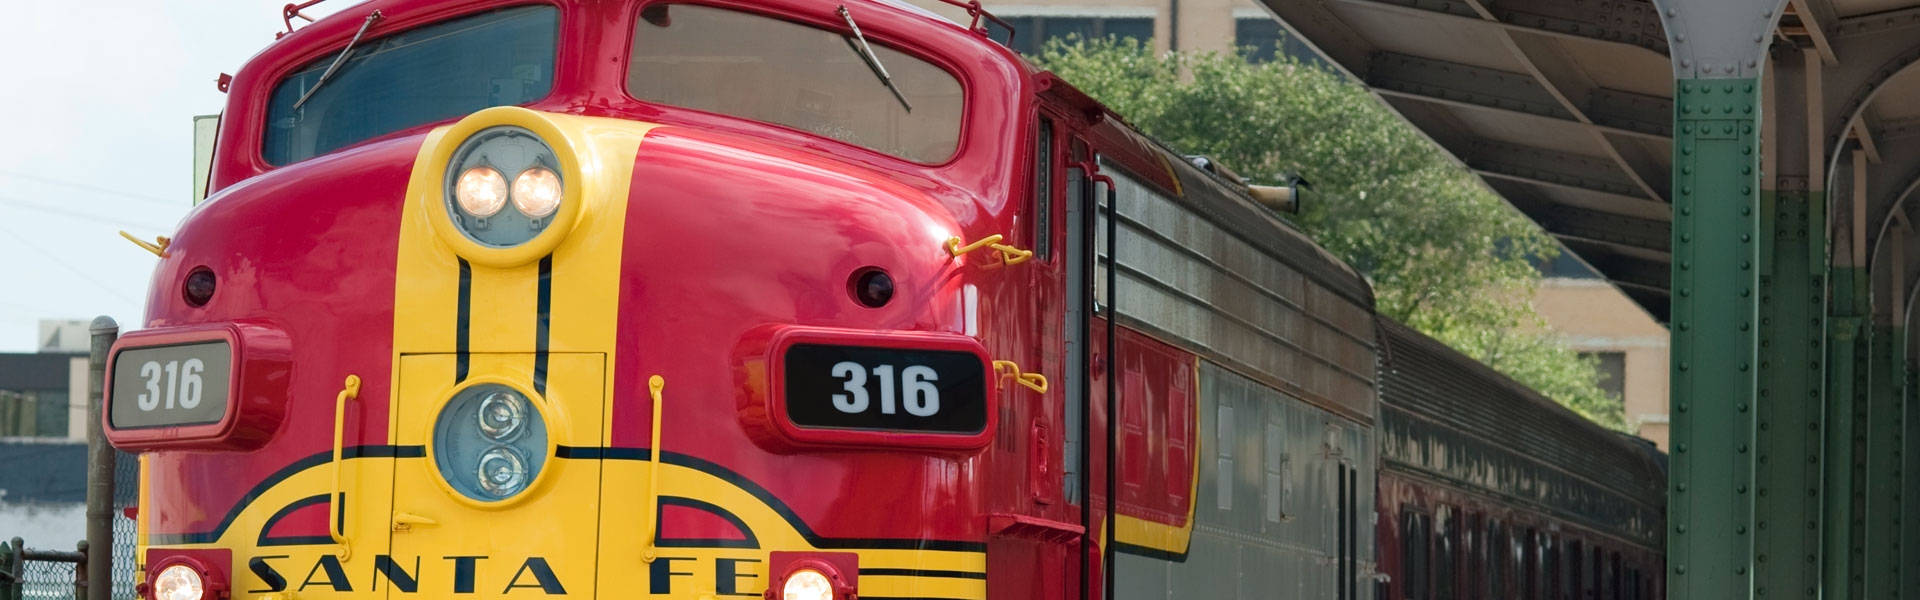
[423,107,587,268]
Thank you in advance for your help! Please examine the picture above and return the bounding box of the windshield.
[263,6,558,166]
[627,4,966,164]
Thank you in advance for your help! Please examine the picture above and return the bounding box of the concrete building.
[1534,254,1672,450]
[910,0,1309,60]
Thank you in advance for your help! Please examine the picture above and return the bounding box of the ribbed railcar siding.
[1095,157,1378,424]
[1376,319,1667,550]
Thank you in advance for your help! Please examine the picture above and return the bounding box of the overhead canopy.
[1262,0,1920,324]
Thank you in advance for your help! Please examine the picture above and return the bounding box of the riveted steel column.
[1864,322,1904,600]
[1825,270,1864,600]
[1655,2,1788,596]
[1754,49,1826,600]
[1756,185,1824,600]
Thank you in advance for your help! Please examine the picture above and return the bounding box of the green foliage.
[1033,37,1628,430]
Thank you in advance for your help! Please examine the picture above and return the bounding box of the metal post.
[2,538,21,600]
[84,317,117,600]
[1753,48,1826,600]
[1864,323,1903,600]
[1654,2,1787,597]
[72,540,88,600]
[1755,182,1824,600]
[1825,292,1863,600]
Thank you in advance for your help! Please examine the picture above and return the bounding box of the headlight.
[455,166,509,217]
[153,564,204,600]
[511,167,564,218]
[432,383,547,502]
[782,570,833,600]
[443,126,564,248]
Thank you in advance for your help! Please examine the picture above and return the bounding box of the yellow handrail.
[946,234,1034,266]
[118,231,172,258]
[992,361,1049,393]
[330,375,361,559]
[643,375,666,563]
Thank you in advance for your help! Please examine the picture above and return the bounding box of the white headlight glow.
[153,564,204,600]
[782,569,834,600]
[511,167,563,218]
[455,166,509,217]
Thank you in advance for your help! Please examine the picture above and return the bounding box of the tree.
[1033,38,1629,430]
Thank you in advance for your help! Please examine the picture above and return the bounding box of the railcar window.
[628,4,965,164]
[263,6,558,165]
[1034,118,1053,259]
[1435,507,1457,600]
[1402,508,1430,600]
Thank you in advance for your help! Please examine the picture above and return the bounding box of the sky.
[0,0,349,352]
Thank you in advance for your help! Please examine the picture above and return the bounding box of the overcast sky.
[0,0,350,352]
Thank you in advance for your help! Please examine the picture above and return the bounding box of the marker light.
[455,166,509,217]
[782,570,833,600]
[153,564,204,600]
[511,167,563,218]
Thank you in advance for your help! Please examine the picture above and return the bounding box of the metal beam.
[1365,52,1671,141]
[1324,0,1669,57]
[1786,0,1840,64]
[1467,140,1658,201]
[1495,30,1673,203]
[1835,5,1920,38]
[1853,113,1883,164]
[1561,240,1673,291]
[1588,88,1677,138]
[1487,0,1669,54]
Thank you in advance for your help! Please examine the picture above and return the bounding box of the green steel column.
[1865,324,1904,599]
[1754,190,1824,600]
[1670,78,1762,600]
[1825,270,1866,600]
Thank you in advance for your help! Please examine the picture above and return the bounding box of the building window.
[1583,351,1627,402]
[999,15,1154,56]
[1,389,69,437]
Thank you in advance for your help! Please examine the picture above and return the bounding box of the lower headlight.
[153,564,204,600]
[782,570,833,600]
[433,383,548,502]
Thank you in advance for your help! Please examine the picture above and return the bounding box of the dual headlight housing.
[426,107,585,268]
[431,382,549,503]
[446,126,564,246]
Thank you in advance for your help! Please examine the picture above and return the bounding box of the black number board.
[784,343,988,434]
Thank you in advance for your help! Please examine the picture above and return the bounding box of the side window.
[1033,117,1054,259]
[1403,507,1430,600]
[1435,507,1457,600]
[1215,400,1234,511]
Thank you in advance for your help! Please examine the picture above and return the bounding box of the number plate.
[783,343,988,434]
[110,341,232,430]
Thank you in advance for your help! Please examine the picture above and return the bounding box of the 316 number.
[138,359,205,411]
[830,362,939,416]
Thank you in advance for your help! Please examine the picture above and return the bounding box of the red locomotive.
[101,0,1665,599]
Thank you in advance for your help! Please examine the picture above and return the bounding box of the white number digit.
[872,364,896,414]
[830,361,868,413]
[162,360,179,409]
[903,366,940,416]
[179,358,205,409]
[138,361,162,411]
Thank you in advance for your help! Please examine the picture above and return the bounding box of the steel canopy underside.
[1261,0,1920,326]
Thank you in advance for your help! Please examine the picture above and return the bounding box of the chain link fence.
[2,451,138,600]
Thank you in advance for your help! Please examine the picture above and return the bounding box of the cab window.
[262,6,559,165]
[627,4,965,164]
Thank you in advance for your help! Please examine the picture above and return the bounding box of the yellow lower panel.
[390,353,605,598]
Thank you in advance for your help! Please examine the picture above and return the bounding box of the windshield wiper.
[291,10,383,111]
[838,5,913,113]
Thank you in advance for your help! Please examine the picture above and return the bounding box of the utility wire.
[0,223,143,306]
[0,196,177,232]
[0,170,178,206]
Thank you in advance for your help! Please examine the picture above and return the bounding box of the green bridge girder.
[1257,0,1920,596]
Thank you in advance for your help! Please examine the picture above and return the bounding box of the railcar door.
[985,107,1089,600]
[385,353,606,599]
